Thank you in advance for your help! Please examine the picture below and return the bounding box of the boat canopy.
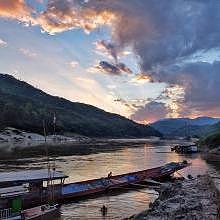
[0,185,28,198]
[0,169,68,186]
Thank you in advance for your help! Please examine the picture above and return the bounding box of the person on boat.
[107,172,112,178]
[100,205,108,216]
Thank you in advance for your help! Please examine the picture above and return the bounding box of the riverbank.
[128,174,220,220]
[199,131,220,169]
[0,137,190,160]
[0,127,192,160]
[201,147,220,168]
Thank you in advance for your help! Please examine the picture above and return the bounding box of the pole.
[43,119,52,203]
[43,120,47,143]
[53,113,56,140]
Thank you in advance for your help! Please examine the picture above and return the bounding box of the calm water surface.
[1,141,210,219]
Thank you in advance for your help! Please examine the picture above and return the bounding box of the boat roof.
[0,169,68,184]
[0,185,29,198]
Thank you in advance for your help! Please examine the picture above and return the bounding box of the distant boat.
[171,144,198,154]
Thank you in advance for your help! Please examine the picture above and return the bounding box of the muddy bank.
[128,175,220,220]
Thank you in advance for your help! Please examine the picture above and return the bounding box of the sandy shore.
[126,174,220,220]
[0,127,188,159]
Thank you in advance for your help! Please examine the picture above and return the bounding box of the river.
[1,140,210,219]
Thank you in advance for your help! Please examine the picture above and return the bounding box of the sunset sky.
[0,0,220,123]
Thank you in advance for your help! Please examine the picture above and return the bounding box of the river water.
[1,140,210,219]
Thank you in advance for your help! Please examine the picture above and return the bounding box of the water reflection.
[59,189,157,220]
[0,141,210,219]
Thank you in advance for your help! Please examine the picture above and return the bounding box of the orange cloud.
[131,73,153,84]
[37,5,116,34]
[0,0,33,23]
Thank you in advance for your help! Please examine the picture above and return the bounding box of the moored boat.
[0,161,189,211]
[171,144,198,154]
[59,161,189,201]
[0,174,60,220]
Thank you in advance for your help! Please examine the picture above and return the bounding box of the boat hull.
[19,162,188,209]
[58,162,187,201]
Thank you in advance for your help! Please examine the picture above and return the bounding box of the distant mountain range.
[151,117,220,137]
[0,73,161,138]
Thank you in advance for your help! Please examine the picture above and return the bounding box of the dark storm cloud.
[176,61,220,117]
[95,61,133,75]
[116,63,132,74]
[98,61,121,75]
[146,61,220,117]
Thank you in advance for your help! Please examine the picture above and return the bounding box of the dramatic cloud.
[142,61,220,118]
[116,62,132,74]
[131,101,170,124]
[95,40,118,62]
[174,62,220,118]
[129,61,220,121]
[1,0,220,120]
[94,40,132,74]
[36,0,116,34]
[0,0,34,23]
[98,61,121,75]
[130,73,153,84]
[30,0,220,67]
[2,1,220,66]
[0,38,7,47]
[3,1,220,67]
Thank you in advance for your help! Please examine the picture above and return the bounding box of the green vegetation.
[200,132,220,149]
[0,74,161,138]
[199,131,220,166]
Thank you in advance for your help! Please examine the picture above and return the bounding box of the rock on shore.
[132,175,220,220]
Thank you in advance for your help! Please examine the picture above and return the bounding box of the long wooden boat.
[58,161,189,201]
[1,161,189,210]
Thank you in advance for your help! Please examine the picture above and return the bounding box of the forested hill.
[0,73,161,138]
[151,117,220,137]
